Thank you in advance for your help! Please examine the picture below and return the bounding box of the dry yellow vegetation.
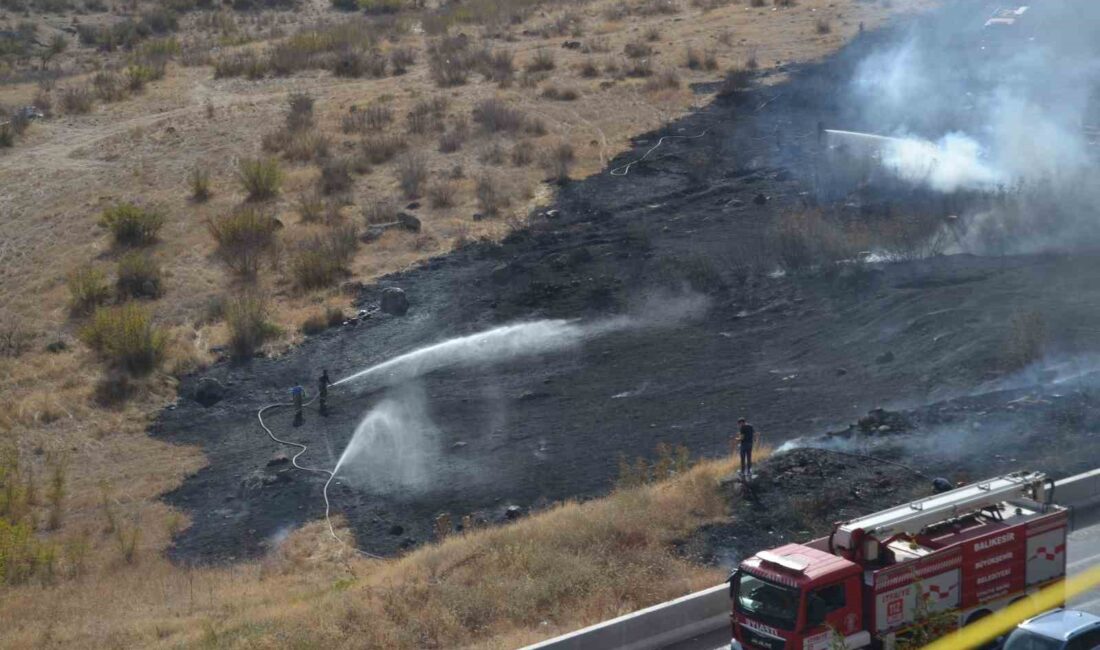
[0,0,929,646]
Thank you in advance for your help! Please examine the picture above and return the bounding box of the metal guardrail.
[523,468,1100,650]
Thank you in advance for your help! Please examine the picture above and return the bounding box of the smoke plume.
[845,2,1100,251]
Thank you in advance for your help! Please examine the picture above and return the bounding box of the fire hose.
[256,392,384,560]
[609,129,711,176]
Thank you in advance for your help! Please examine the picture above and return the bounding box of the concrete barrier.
[1056,469,1100,510]
[1056,469,1100,531]
[521,584,729,650]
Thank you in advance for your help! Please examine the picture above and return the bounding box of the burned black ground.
[153,4,1100,562]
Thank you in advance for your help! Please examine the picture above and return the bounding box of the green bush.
[224,293,279,358]
[67,265,111,315]
[99,203,164,246]
[80,303,167,375]
[115,251,162,299]
[206,207,279,277]
[236,157,282,201]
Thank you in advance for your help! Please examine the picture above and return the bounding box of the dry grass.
[0,450,751,649]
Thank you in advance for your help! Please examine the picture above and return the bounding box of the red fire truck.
[729,471,1069,650]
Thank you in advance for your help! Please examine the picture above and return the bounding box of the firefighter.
[291,384,305,427]
[735,417,755,477]
[318,369,330,417]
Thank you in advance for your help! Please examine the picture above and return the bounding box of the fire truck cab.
[730,472,1069,650]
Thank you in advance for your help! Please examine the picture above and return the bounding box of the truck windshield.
[733,572,800,631]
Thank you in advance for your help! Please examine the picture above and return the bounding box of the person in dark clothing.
[318,369,330,417]
[736,417,755,477]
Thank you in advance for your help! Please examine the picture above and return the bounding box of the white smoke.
[845,4,1100,249]
[880,132,1003,193]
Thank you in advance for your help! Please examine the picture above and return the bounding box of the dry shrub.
[59,86,93,114]
[296,188,327,223]
[190,167,211,202]
[283,130,331,162]
[237,157,282,200]
[80,303,166,375]
[541,84,580,101]
[481,49,514,87]
[300,312,328,335]
[395,152,429,199]
[289,225,359,290]
[475,172,509,216]
[319,157,354,195]
[479,141,506,165]
[472,98,526,134]
[644,68,680,92]
[541,141,575,184]
[815,18,831,34]
[0,317,31,359]
[579,59,600,78]
[717,66,752,98]
[214,51,266,78]
[224,293,279,358]
[525,48,555,72]
[685,47,718,71]
[438,127,466,154]
[390,46,417,74]
[343,105,393,133]
[406,96,448,135]
[99,203,164,246]
[286,92,315,132]
[511,140,534,166]
[427,181,457,208]
[624,41,653,59]
[361,133,408,164]
[623,56,654,78]
[207,207,279,277]
[115,251,162,299]
[93,71,127,102]
[767,210,861,273]
[427,36,480,87]
[67,265,110,316]
[364,198,399,225]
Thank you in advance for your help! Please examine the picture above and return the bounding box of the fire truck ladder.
[833,471,1049,552]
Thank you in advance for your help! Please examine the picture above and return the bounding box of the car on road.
[1003,609,1100,650]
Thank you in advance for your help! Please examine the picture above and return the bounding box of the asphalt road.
[667,520,1100,650]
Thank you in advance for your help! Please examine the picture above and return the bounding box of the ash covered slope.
[154,3,1100,562]
[698,372,1100,566]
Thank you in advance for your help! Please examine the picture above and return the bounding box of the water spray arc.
[255,318,635,556]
